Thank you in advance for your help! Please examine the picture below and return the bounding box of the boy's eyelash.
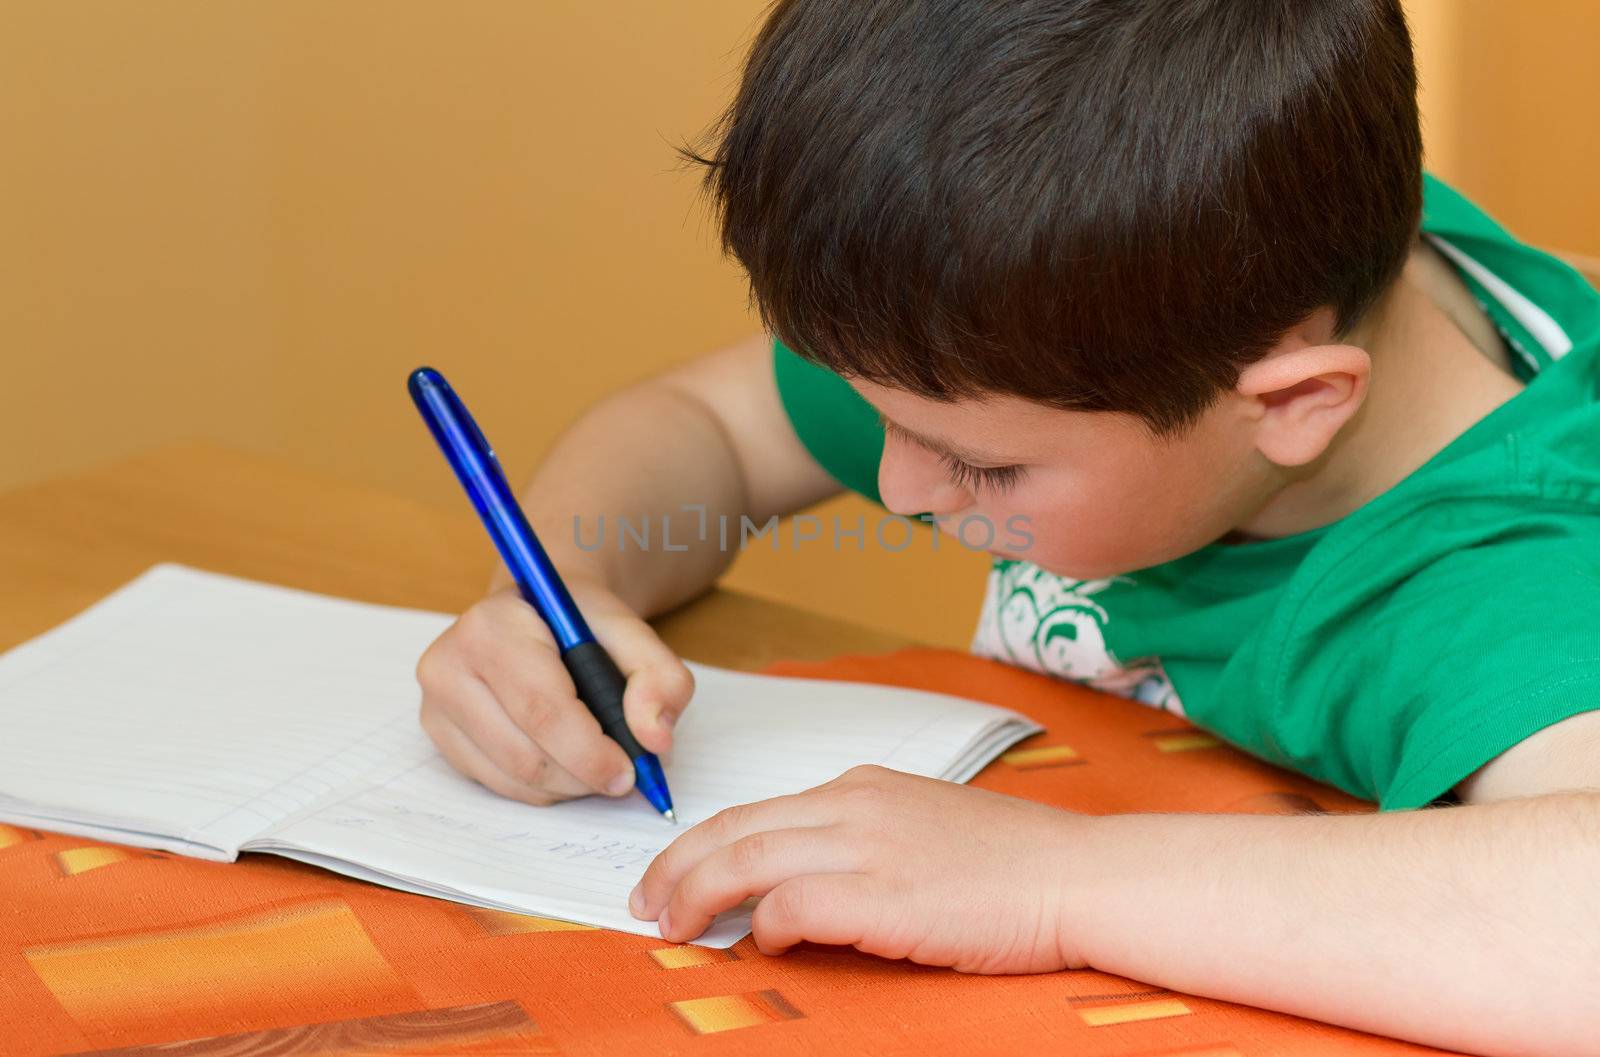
[938,454,1024,494]
[878,416,1024,493]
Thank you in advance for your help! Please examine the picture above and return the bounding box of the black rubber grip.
[561,640,646,758]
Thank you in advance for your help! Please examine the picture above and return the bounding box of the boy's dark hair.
[685,0,1422,433]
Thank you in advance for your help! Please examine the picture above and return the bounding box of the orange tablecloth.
[2,648,1456,1056]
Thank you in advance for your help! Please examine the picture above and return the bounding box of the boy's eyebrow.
[874,411,1010,465]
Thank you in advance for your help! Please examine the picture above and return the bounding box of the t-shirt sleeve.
[1358,529,1600,811]
[772,337,886,505]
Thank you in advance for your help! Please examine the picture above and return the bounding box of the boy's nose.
[878,437,972,517]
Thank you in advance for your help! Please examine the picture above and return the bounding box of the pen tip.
[663,809,678,825]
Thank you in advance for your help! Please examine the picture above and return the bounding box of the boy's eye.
[876,415,1024,494]
[939,454,1024,494]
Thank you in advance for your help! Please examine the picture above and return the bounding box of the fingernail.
[628,884,645,917]
[607,771,634,796]
[657,907,672,940]
[657,708,677,733]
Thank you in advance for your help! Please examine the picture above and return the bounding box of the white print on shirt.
[970,559,1186,716]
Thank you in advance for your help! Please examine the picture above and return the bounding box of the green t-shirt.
[773,173,1600,811]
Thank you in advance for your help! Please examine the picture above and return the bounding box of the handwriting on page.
[537,837,660,870]
[319,804,661,871]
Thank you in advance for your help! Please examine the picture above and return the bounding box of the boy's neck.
[1231,240,1526,542]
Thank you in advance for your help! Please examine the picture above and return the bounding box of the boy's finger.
[655,828,862,943]
[423,707,567,806]
[749,874,878,957]
[467,634,637,796]
[630,793,832,917]
[598,623,696,754]
[435,670,595,801]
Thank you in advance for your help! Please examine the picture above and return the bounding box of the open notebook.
[0,564,1040,946]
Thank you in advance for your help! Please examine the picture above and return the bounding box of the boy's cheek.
[1011,460,1248,576]
[998,492,1161,578]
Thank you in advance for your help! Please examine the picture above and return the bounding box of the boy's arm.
[1070,711,1600,1057]
[632,711,1600,1056]
[502,332,842,616]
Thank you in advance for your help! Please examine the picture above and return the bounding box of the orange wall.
[4,2,1595,647]
[1410,0,1600,259]
[3,2,763,500]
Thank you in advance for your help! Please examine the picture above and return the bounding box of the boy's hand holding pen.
[409,367,694,820]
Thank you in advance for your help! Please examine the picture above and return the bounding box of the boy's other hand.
[415,579,694,806]
[628,765,1090,973]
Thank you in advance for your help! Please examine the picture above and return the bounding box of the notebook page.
[252,663,1041,946]
[0,564,451,856]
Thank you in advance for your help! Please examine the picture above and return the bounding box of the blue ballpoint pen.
[407,366,676,823]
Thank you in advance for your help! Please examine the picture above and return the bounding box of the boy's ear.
[1234,308,1371,468]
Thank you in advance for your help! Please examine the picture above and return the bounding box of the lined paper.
[256,665,1039,944]
[0,564,1041,944]
[0,565,451,855]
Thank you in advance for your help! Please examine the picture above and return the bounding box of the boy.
[413,1,1600,1051]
